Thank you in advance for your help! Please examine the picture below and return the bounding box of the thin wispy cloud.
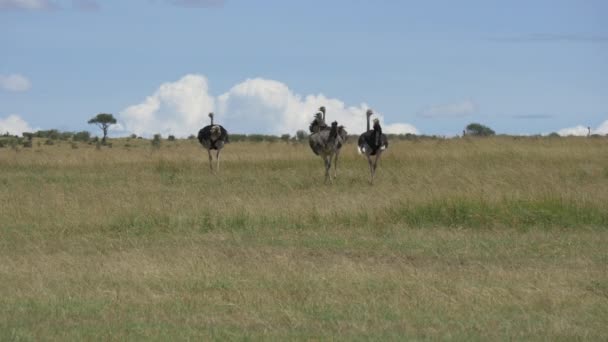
[512,114,554,120]
[71,0,99,11]
[488,33,608,43]
[417,99,477,118]
[0,0,100,11]
[0,0,59,10]
[150,0,225,8]
[0,74,31,92]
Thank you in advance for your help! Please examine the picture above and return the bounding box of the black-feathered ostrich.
[308,106,348,178]
[309,121,344,183]
[197,112,229,172]
[357,109,388,184]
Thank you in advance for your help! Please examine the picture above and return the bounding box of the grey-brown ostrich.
[309,121,344,183]
[197,112,229,172]
[308,106,347,178]
[357,109,388,184]
[309,106,327,133]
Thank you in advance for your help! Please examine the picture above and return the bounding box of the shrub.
[73,131,91,142]
[152,134,161,148]
[295,130,308,141]
[168,135,176,141]
[44,139,54,146]
[465,123,495,137]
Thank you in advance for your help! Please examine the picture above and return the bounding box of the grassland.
[1,136,607,340]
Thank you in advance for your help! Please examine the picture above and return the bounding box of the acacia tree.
[88,113,117,144]
[465,123,495,136]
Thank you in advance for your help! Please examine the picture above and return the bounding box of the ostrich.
[197,112,229,172]
[308,106,348,178]
[309,106,327,133]
[357,109,388,184]
[309,121,344,183]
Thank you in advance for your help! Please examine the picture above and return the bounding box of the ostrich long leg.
[216,150,221,173]
[373,152,382,176]
[208,149,213,171]
[333,151,339,179]
[324,156,332,184]
[367,154,374,184]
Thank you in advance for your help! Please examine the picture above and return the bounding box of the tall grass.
[0,137,607,340]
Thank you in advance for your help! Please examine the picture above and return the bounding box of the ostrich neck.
[210,117,214,125]
[366,115,370,132]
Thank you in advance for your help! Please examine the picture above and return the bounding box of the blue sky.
[1,0,607,137]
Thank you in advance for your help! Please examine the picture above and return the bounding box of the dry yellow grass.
[1,136,607,340]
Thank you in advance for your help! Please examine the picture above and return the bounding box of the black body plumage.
[358,122,388,155]
[197,125,229,150]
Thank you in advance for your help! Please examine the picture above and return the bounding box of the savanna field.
[1,136,607,340]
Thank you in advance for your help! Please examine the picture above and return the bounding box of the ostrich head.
[319,106,326,113]
[208,112,214,125]
[366,109,373,117]
[372,118,380,128]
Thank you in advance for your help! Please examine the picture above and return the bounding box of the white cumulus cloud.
[0,114,34,136]
[120,74,214,137]
[118,74,419,137]
[418,99,477,118]
[0,74,31,92]
[0,0,58,10]
[557,120,608,136]
[595,120,608,135]
[384,123,419,135]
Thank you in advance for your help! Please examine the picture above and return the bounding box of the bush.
[168,135,176,141]
[35,129,60,140]
[73,131,91,142]
[23,140,32,148]
[465,123,495,137]
[187,134,196,140]
[281,134,290,142]
[44,139,54,146]
[59,132,73,141]
[152,134,161,148]
[295,130,308,141]
[71,142,78,149]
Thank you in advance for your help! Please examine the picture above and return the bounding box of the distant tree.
[295,130,308,141]
[465,123,495,137]
[548,132,560,138]
[187,134,196,140]
[88,113,117,144]
[73,131,91,142]
[280,134,290,142]
[168,135,176,141]
[152,134,161,148]
[35,129,60,140]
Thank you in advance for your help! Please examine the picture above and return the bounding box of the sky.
[1,0,607,137]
